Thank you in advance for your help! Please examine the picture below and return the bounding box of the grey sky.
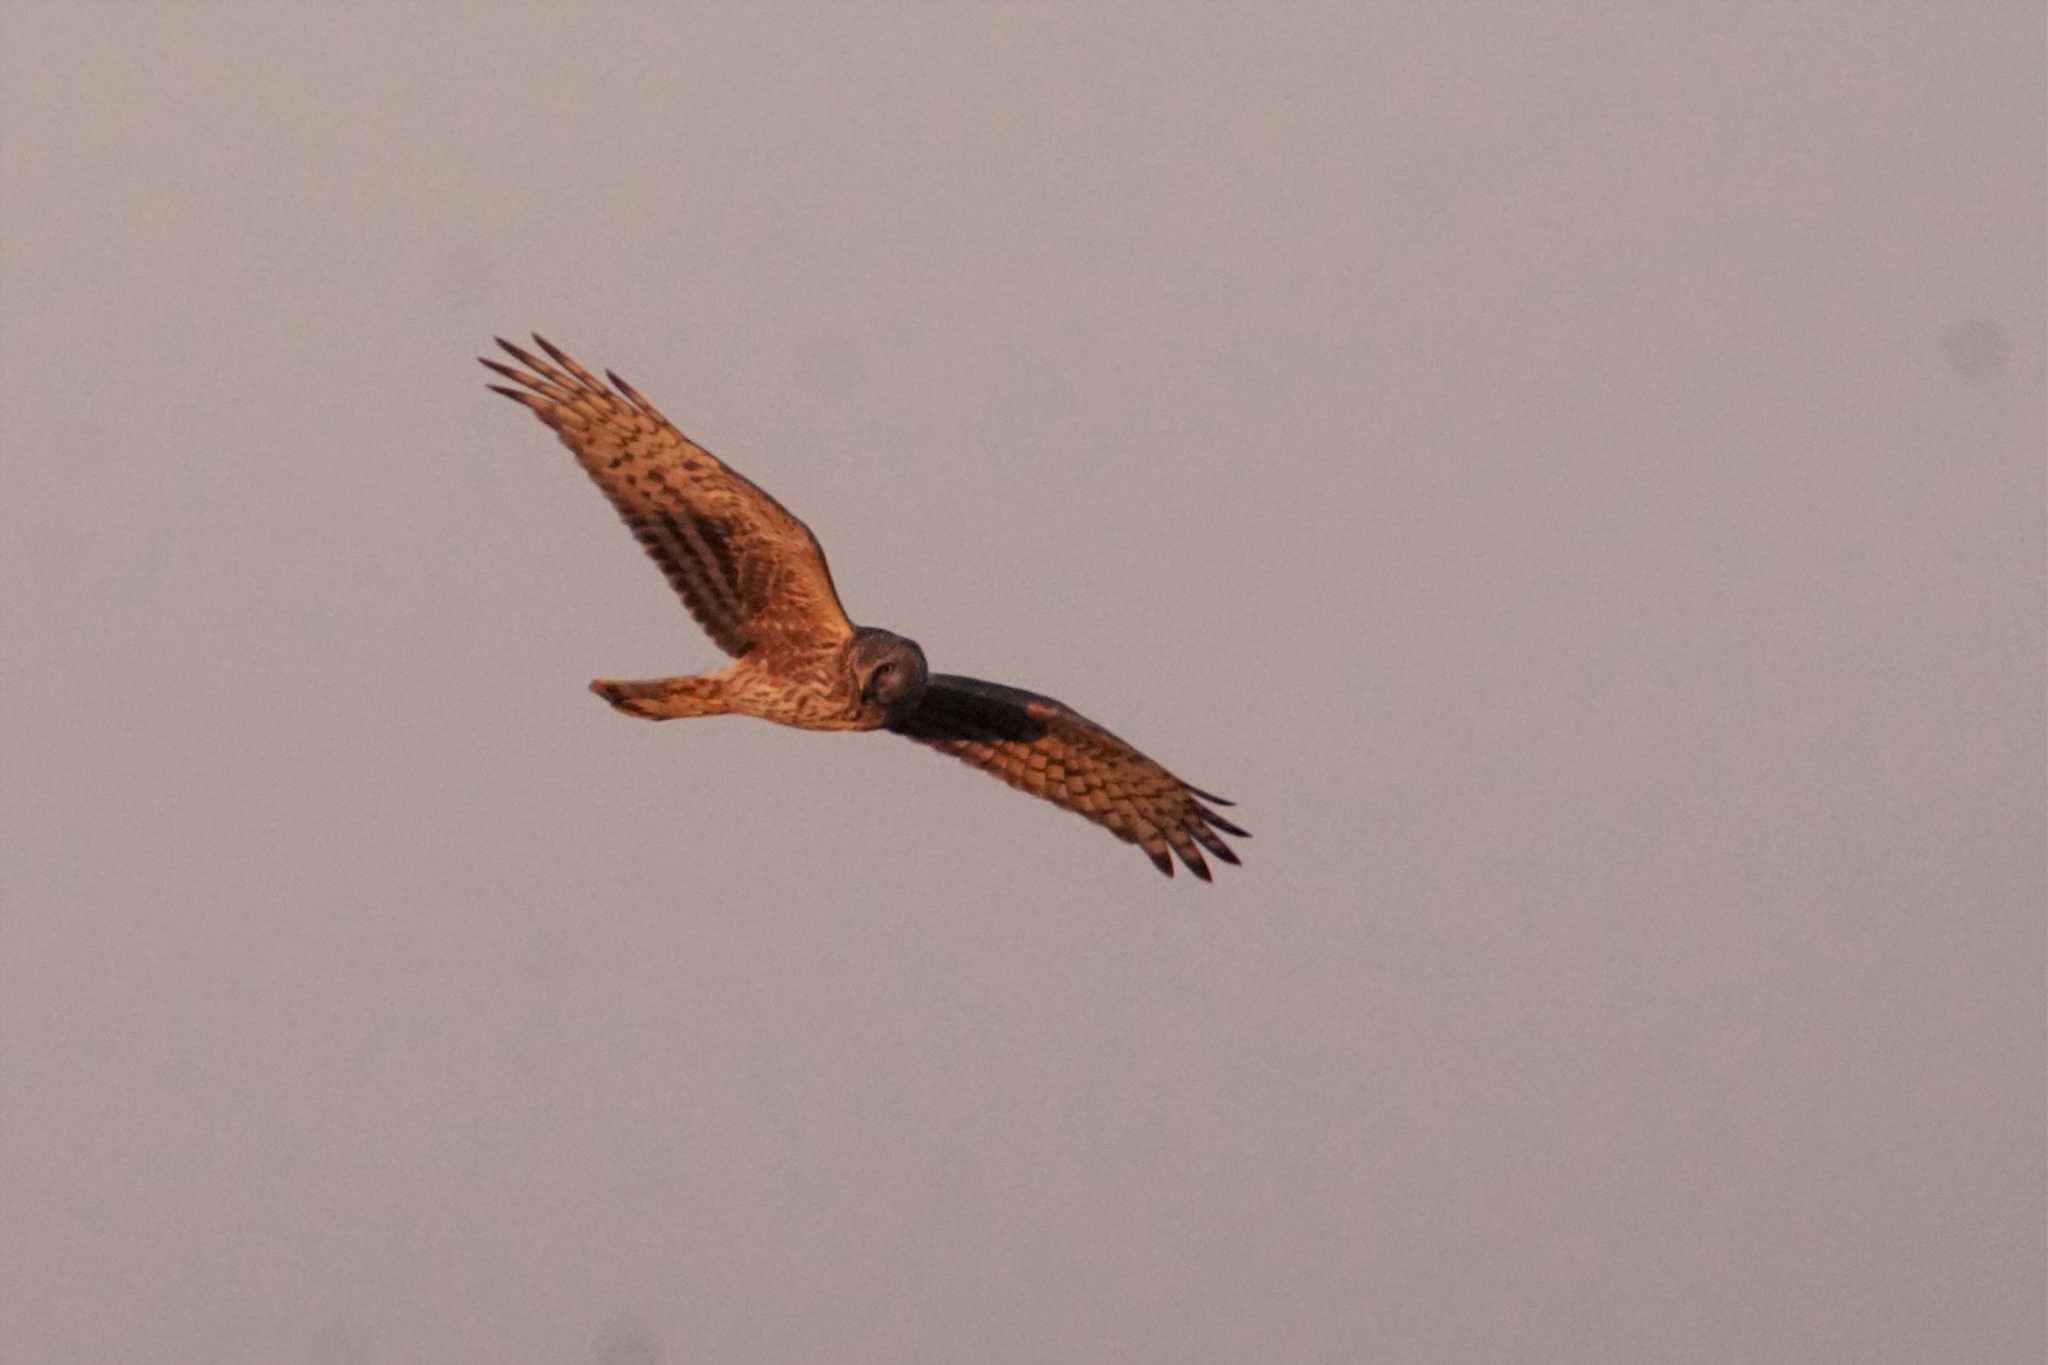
[3,4,2041,1362]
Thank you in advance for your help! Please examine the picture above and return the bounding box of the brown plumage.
[483,335,1247,879]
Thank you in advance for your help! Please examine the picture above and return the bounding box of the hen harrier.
[482,336,1247,879]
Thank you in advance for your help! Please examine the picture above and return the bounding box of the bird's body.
[483,335,1246,878]
[593,627,921,731]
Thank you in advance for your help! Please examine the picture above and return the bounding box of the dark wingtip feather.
[607,368,654,411]
[1192,802,1249,838]
[1146,846,1175,877]
[1190,824,1241,866]
[497,336,544,369]
[478,357,528,383]
[1184,784,1234,806]
[485,384,540,406]
[532,333,570,364]
[1177,846,1214,881]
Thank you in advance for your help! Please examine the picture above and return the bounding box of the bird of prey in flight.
[481,336,1247,879]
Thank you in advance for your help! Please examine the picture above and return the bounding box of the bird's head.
[852,628,929,712]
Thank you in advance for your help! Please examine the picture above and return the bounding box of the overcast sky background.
[3,4,2041,1362]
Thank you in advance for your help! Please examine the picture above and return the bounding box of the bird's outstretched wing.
[483,336,854,657]
[889,674,1248,879]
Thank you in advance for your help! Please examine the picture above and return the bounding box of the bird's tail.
[590,675,730,721]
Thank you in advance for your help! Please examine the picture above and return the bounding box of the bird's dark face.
[853,628,929,712]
